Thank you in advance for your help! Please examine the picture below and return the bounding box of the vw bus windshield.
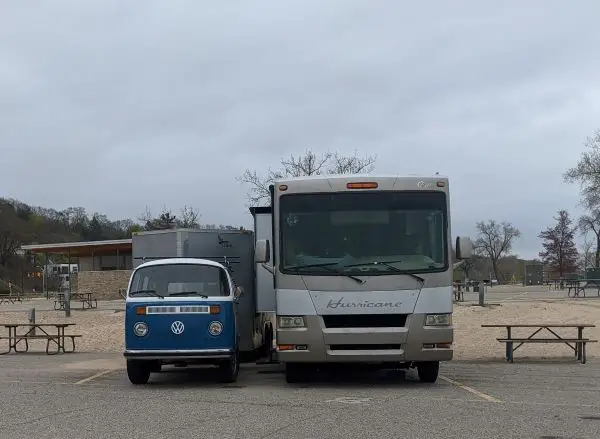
[128,264,230,297]
[279,191,448,275]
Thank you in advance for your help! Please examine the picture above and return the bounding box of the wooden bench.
[482,323,597,364]
[0,323,81,355]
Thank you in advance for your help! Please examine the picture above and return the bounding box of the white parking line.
[74,369,117,385]
[439,375,503,403]
[499,292,529,302]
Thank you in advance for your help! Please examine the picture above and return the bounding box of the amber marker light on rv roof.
[346,182,378,189]
[279,184,288,191]
[437,181,446,187]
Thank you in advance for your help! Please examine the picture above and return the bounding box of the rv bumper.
[123,348,234,361]
[276,314,453,363]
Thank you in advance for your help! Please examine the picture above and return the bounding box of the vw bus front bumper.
[123,348,234,361]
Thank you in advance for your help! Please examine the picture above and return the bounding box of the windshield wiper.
[287,263,365,284]
[169,291,209,298]
[342,260,425,285]
[128,289,164,298]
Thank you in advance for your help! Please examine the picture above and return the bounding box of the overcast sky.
[1,1,600,259]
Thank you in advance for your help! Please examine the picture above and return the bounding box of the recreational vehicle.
[252,174,473,383]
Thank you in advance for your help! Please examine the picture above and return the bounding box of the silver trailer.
[131,228,273,356]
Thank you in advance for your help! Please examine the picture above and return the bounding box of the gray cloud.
[1,0,600,258]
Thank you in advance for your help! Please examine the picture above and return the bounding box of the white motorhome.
[252,174,472,383]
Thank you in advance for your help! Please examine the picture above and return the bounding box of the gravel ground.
[1,298,598,359]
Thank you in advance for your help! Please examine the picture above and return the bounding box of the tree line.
[0,199,245,283]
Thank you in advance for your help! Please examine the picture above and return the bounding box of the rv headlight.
[278,316,306,328]
[208,321,223,336]
[425,314,452,326]
[133,322,148,337]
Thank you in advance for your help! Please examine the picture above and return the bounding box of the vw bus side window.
[129,264,231,297]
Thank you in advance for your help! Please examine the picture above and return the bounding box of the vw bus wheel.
[219,349,240,383]
[416,361,439,383]
[127,360,151,385]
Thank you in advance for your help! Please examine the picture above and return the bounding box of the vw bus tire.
[284,363,306,383]
[416,361,439,383]
[219,349,240,383]
[127,360,151,385]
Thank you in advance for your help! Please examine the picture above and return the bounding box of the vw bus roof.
[134,258,225,270]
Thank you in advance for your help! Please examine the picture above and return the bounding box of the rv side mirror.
[255,239,270,263]
[234,285,244,299]
[119,288,126,299]
[455,236,473,260]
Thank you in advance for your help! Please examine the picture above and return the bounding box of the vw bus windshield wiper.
[341,260,425,284]
[168,291,209,298]
[128,289,164,298]
[287,262,364,284]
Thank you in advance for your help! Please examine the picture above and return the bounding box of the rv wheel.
[416,361,439,383]
[127,360,151,385]
[260,324,274,359]
[219,348,240,383]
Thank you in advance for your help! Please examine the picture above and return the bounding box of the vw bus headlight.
[133,322,148,337]
[424,314,452,326]
[208,321,223,336]
[278,316,306,328]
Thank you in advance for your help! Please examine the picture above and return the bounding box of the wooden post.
[65,248,71,317]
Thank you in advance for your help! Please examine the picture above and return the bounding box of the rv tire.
[260,324,273,358]
[416,361,439,383]
[219,348,240,383]
[127,360,151,385]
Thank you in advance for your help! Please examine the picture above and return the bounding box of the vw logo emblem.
[171,320,185,335]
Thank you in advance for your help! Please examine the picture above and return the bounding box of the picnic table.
[453,282,464,302]
[481,323,597,364]
[545,279,562,290]
[0,323,81,355]
[564,279,600,298]
[0,291,22,304]
[54,292,98,310]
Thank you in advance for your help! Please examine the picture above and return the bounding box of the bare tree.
[474,220,521,283]
[138,205,177,231]
[327,150,377,174]
[578,236,596,270]
[564,129,600,209]
[237,149,376,206]
[578,211,600,268]
[178,205,201,229]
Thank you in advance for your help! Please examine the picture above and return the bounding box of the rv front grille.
[322,314,408,328]
[329,344,402,350]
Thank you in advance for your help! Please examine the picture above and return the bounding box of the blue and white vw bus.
[123,258,243,384]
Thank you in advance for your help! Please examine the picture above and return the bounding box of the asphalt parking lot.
[0,353,599,439]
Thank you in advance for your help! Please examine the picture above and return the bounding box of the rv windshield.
[279,191,448,275]
[128,263,230,297]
